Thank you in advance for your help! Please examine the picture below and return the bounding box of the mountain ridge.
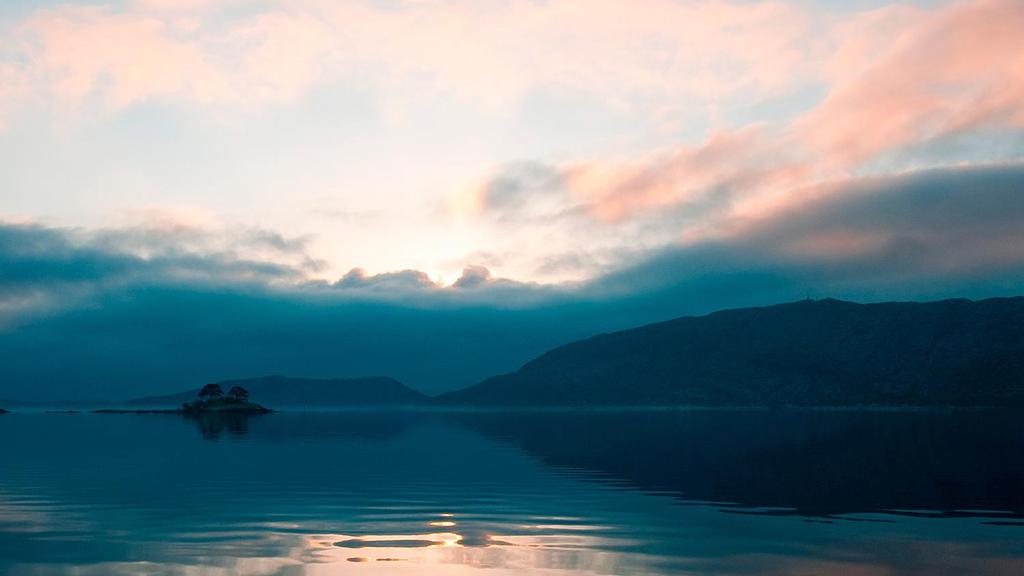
[439,297,1024,407]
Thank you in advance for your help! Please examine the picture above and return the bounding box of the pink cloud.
[562,126,780,221]
[551,0,1024,228]
[7,0,1017,153]
[800,0,1024,166]
[131,0,223,11]
[16,6,223,109]
[219,11,339,104]
[1,0,816,116]
[298,0,814,107]
[9,4,338,112]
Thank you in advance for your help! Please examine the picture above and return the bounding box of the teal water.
[0,410,1022,575]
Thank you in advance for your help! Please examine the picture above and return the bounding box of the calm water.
[1,410,1023,575]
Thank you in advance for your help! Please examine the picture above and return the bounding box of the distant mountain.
[129,375,428,408]
[440,297,1024,407]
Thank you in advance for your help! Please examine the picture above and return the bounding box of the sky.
[1,0,1024,399]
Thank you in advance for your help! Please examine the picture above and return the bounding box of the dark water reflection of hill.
[449,409,1024,518]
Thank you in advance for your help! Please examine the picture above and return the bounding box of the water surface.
[1,410,1022,575]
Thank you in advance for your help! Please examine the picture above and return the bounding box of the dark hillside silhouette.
[441,297,1024,407]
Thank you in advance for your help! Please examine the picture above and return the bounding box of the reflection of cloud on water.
[335,533,457,548]
[0,496,83,534]
[0,487,97,537]
[321,527,648,575]
[5,512,1024,576]
[320,510,647,573]
[313,529,1024,576]
[2,558,307,576]
[674,539,1024,576]
[437,534,643,575]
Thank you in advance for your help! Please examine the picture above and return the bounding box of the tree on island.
[180,382,269,413]
[227,386,249,402]
[198,384,224,401]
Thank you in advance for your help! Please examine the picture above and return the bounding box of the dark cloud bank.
[3,164,1024,401]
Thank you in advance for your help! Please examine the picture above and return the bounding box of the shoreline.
[92,406,274,415]
[34,404,1021,414]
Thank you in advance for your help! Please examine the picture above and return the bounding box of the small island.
[95,384,272,414]
[181,384,272,414]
